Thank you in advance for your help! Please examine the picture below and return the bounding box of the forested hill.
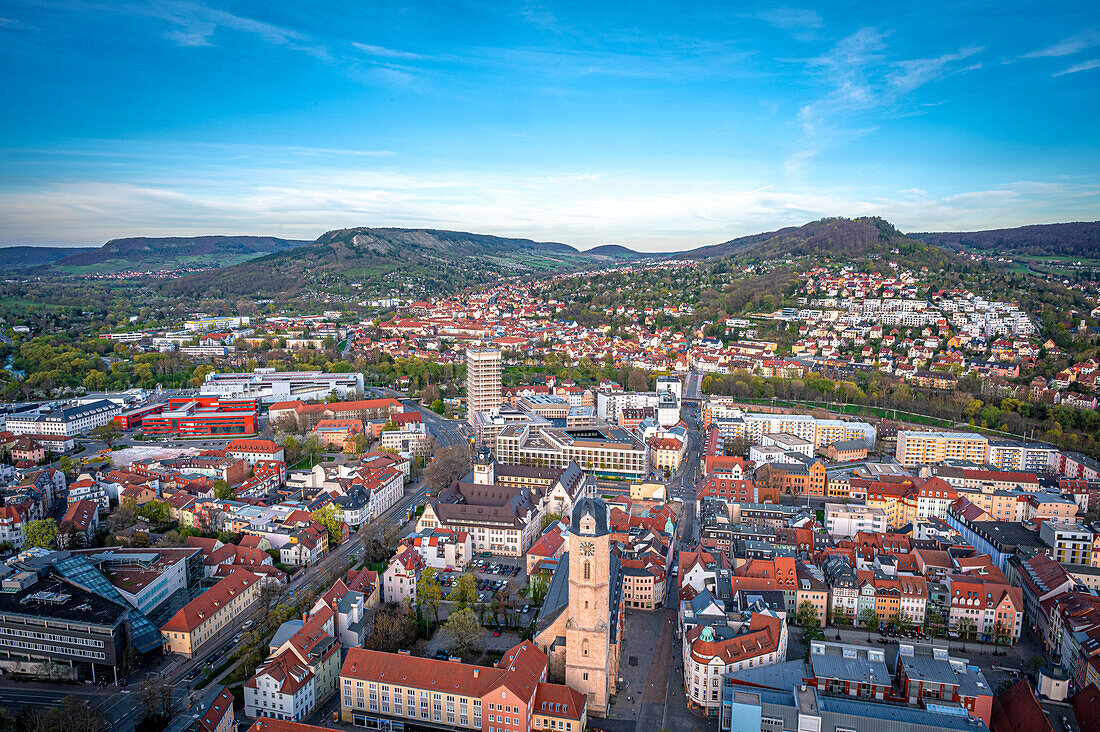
[912,221,1100,258]
[682,216,948,264]
[163,227,646,298]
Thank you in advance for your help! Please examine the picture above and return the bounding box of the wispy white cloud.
[350,42,425,60]
[797,27,889,135]
[789,30,984,175]
[1022,29,1100,59]
[145,0,331,61]
[888,46,982,93]
[1054,58,1100,76]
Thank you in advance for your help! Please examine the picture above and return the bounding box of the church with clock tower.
[533,496,624,716]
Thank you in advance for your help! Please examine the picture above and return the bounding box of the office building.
[141,397,259,437]
[0,572,128,684]
[200,369,364,404]
[7,399,121,437]
[495,425,649,480]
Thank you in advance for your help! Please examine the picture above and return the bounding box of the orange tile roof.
[161,569,260,634]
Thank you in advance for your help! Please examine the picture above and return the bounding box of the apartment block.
[466,347,503,425]
[895,431,989,467]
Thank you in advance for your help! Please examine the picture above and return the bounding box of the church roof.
[571,496,609,537]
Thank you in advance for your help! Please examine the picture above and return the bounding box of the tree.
[430,399,445,415]
[438,607,486,656]
[90,422,122,448]
[858,608,879,639]
[159,529,185,546]
[137,499,171,525]
[417,567,442,625]
[926,608,946,637]
[24,519,58,549]
[346,432,369,456]
[626,368,648,392]
[310,504,343,547]
[539,511,563,532]
[991,620,1011,646]
[261,582,289,611]
[1024,654,1046,678]
[367,603,417,653]
[450,573,478,610]
[57,456,77,477]
[796,600,821,630]
[41,695,104,732]
[358,522,395,566]
[423,445,471,494]
[282,436,302,466]
[490,590,509,626]
[527,573,550,604]
[956,617,977,642]
[136,676,175,732]
[211,479,233,500]
[302,434,325,466]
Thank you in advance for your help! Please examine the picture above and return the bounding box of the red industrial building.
[114,402,168,431]
[141,397,258,437]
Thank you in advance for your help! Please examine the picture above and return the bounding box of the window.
[584,561,591,580]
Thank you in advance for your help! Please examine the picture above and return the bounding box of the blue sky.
[0,1,1098,250]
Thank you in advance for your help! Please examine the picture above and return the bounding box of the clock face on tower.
[580,541,595,557]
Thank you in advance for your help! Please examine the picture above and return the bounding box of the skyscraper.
[466,347,502,425]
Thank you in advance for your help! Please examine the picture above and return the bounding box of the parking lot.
[435,555,539,621]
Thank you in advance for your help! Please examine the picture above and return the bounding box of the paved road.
[365,385,467,449]
[399,399,466,449]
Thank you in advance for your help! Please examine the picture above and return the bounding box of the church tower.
[564,496,613,715]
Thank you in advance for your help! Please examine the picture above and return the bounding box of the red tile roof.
[991,679,1054,732]
[198,686,234,732]
[161,569,260,634]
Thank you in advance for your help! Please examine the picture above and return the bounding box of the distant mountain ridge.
[49,235,310,272]
[161,218,964,298]
[163,226,648,298]
[912,221,1100,258]
[1,245,95,268]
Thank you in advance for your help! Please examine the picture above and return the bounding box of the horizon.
[1,2,1099,250]
[5,216,1100,254]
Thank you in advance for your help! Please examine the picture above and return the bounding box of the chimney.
[302,613,308,623]
[473,669,479,678]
